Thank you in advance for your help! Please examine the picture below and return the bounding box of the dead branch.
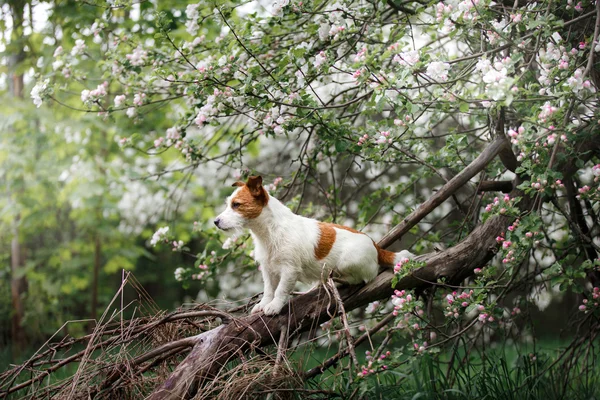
[378,135,510,248]
[327,277,359,372]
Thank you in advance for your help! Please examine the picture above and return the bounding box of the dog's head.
[214,175,269,231]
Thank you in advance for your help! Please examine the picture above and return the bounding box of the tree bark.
[90,235,101,328]
[8,0,28,355]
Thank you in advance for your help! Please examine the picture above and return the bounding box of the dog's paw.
[250,303,264,314]
[262,299,286,316]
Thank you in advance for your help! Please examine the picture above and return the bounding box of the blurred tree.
[0,0,205,354]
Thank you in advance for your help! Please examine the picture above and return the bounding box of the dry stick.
[327,277,360,372]
[68,272,132,397]
[0,309,229,397]
[378,135,510,248]
[273,324,288,377]
[97,337,198,395]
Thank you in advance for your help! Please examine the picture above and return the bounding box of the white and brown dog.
[214,176,414,315]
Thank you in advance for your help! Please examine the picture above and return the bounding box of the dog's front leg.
[262,267,297,316]
[251,266,279,314]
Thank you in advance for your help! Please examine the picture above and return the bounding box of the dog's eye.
[232,202,241,209]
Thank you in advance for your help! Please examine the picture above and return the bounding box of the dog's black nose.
[214,218,220,227]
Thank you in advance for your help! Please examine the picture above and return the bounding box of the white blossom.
[314,51,327,68]
[114,94,126,107]
[565,68,584,93]
[30,79,49,108]
[53,46,63,57]
[174,267,185,281]
[318,22,330,41]
[71,39,86,56]
[393,50,419,66]
[185,3,200,35]
[150,226,170,246]
[126,107,136,118]
[126,46,148,66]
[425,61,450,81]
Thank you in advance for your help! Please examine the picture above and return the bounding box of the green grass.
[296,339,600,400]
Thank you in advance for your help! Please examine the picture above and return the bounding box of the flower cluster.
[393,257,411,274]
[425,61,450,82]
[375,131,392,145]
[475,57,513,100]
[71,39,86,56]
[150,226,170,247]
[30,79,50,108]
[114,94,126,107]
[191,264,208,280]
[185,3,200,35]
[364,301,381,314]
[171,240,184,252]
[267,176,283,191]
[81,81,108,106]
[393,50,419,66]
[126,46,148,67]
[444,290,483,319]
[391,289,419,317]
[314,51,327,68]
[483,194,518,216]
[578,287,599,313]
[174,267,185,282]
[357,133,369,146]
[357,350,391,378]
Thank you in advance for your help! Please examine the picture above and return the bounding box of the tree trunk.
[8,0,28,355]
[10,220,26,353]
[90,235,101,329]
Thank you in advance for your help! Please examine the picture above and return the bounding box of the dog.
[214,175,414,315]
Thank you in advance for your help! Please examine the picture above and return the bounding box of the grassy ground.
[294,338,600,400]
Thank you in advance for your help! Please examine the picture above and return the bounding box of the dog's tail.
[376,245,415,268]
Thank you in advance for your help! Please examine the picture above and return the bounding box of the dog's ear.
[246,175,264,197]
[231,181,245,187]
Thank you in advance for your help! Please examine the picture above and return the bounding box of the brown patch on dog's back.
[315,222,365,260]
[231,185,268,219]
[315,222,336,260]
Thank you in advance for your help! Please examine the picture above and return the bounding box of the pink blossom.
[579,185,590,194]
[133,93,146,106]
[114,94,126,107]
